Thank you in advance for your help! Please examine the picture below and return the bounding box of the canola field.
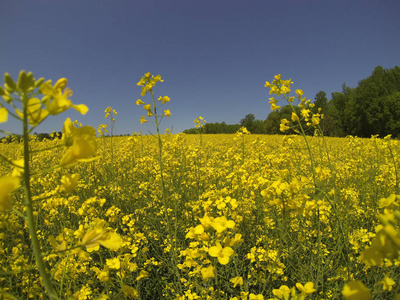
[1,133,400,299]
[0,72,399,300]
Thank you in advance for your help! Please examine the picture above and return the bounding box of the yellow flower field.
[0,71,399,299]
[0,133,399,299]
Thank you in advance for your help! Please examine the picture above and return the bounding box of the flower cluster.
[0,72,98,211]
[0,71,87,126]
[136,73,171,125]
[136,72,163,96]
[194,116,206,128]
[265,74,324,134]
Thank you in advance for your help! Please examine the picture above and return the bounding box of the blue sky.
[1,0,399,135]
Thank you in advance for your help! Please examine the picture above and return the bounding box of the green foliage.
[183,121,241,134]
[240,113,256,132]
[313,91,328,113]
[329,66,400,137]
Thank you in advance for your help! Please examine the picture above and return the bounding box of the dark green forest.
[183,66,400,138]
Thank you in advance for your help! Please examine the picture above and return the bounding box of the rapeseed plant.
[194,116,206,146]
[0,71,117,299]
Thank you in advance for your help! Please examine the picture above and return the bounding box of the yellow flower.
[0,107,7,123]
[201,265,215,280]
[140,116,147,125]
[81,226,122,251]
[230,292,249,300]
[199,214,214,230]
[60,123,98,168]
[273,285,292,300]
[280,119,290,133]
[379,194,399,208]
[11,159,24,177]
[136,270,148,281]
[270,103,281,111]
[208,242,234,265]
[122,285,140,299]
[106,257,121,270]
[249,294,264,300]
[296,282,316,295]
[60,174,80,194]
[211,216,235,233]
[185,224,204,239]
[143,104,152,113]
[164,109,171,117]
[224,234,243,247]
[342,281,371,300]
[0,176,20,210]
[97,269,110,282]
[16,97,49,126]
[291,112,299,122]
[311,115,320,126]
[379,274,395,291]
[40,78,88,115]
[230,276,243,288]
[361,228,398,266]
[62,117,77,146]
[295,89,303,99]
[136,99,145,105]
[158,96,170,104]
[49,236,67,252]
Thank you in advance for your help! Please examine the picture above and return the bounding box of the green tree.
[264,110,281,134]
[313,91,328,113]
[350,66,400,137]
[240,113,255,132]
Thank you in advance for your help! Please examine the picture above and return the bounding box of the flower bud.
[4,73,16,92]
[17,71,35,92]
[2,91,13,104]
[34,77,45,89]
[3,83,14,93]
[0,86,4,96]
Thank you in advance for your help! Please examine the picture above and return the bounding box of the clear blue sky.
[1,0,399,135]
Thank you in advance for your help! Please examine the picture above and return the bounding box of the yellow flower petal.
[342,281,371,300]
[0,107,8,123]
[164,109,171,117]
[140,116,147,125]
[0,176,20,210]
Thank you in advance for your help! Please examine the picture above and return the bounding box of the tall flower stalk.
[194,116,206,146]
[0,71,98,298]
[104,106,117,161]
[265,75,326,290]
[135,72,182,293]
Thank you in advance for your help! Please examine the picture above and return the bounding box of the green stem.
[287,101,317,186]
[150,90,183,294]
[22,92,58,299]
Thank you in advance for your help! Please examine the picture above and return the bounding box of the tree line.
[183,66,400,137]
[1,132,63,143]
